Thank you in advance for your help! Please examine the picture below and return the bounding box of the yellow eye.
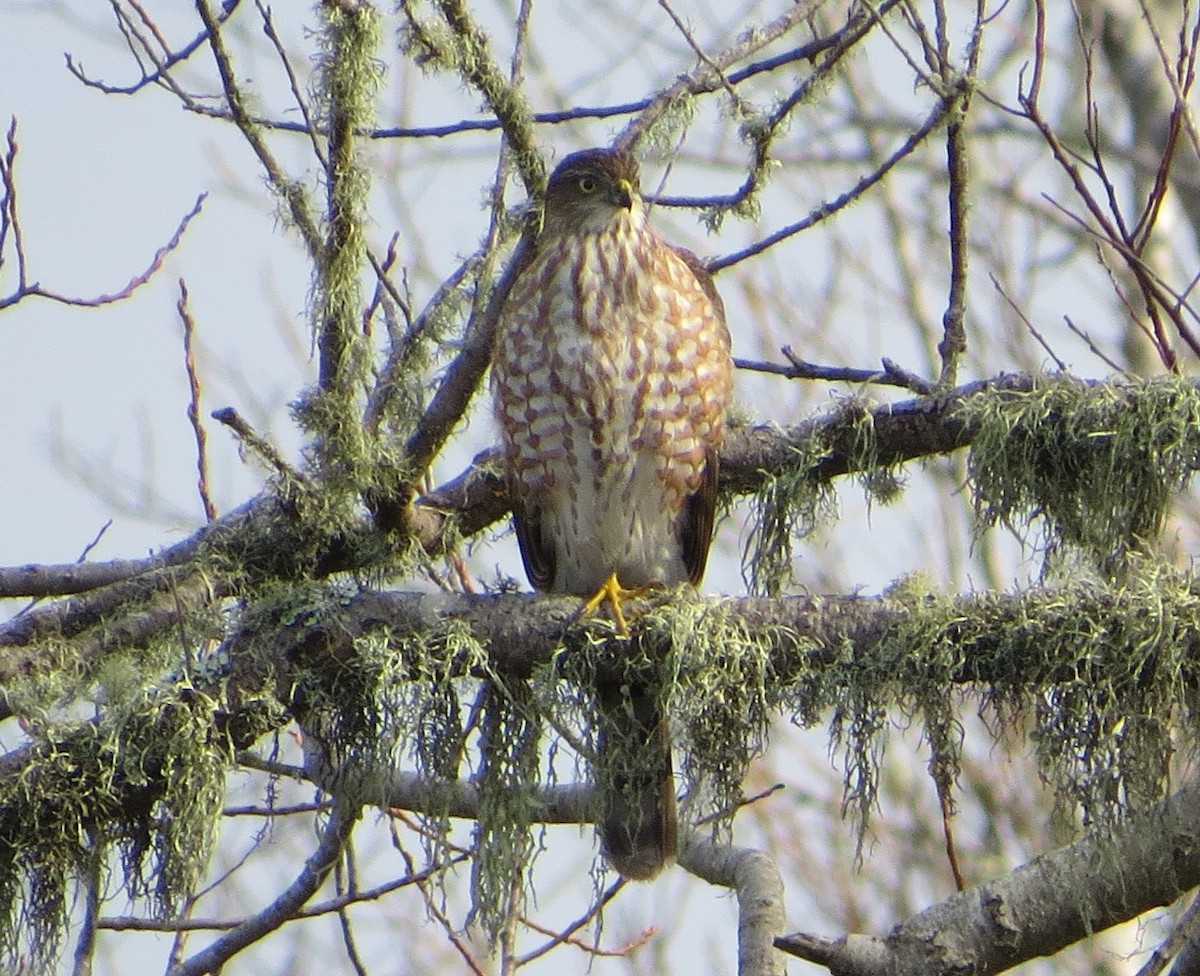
[578,176,598,193]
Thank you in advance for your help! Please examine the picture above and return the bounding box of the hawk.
[491,147,733,879]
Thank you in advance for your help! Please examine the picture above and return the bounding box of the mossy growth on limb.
[0,675,281,972]
[962,373,1200,574]
[742,396,906,597]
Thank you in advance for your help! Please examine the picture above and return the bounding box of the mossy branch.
[297,2,382,483]
[5,561,1200,971]
[776,778,1200,976]
[9,372,1200,701]
[401,0,544,194]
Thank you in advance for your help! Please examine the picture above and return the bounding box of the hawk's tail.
[597,682,677,880]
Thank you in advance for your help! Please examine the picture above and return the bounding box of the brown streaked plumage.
[491,146,733,880]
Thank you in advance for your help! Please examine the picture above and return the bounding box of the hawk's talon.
[578,572,649,636]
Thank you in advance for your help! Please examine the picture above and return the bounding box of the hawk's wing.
[512,494,556,592]
[671,245,726,587]
[680,445,720,586]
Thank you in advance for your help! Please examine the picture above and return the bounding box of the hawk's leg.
[578,572,662,636]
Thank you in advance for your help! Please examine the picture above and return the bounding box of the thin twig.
[65,1,243,96]
[657,0,743,108]
[520,904,655,962]
[515,880,626,966]
[936,0,986,387]
[736,348,936,394]
[1135,891,1200,976]
[710,94,956,272]
[256,0,326,168]
[178,279,217,523]
[1063,315,1129,374]
[417,875,489,976]
[0,118,28,290]
[169,804,361,976]
[70,831,102,976]
[178,31,860,140]
[194,0,322,258]
[989,273,1067,371]
[935,774,966,892]
[0,194,206,311]
[333,844,370,976]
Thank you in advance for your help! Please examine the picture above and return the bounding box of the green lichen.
[773,566,1200,846]
[962,374,1200,574]
[470,678,541,937]
[558,592,777,850]
[653,596,775,834]
[0,678,244,973]
[742,398,904,596]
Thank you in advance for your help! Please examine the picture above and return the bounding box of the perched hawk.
[491,147,733,879]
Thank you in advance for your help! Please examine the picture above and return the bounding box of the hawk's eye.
[578,176,598,194]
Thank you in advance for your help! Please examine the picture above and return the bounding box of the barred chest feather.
[492,212,732,594]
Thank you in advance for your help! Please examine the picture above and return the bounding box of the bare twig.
[256,0,326,168]
[709,96,956,272]
[1063,315,1129,374]
[175,28,869,141]
[657,0,743,108]
[1136,890,1200,976]
[989,273,1068,372]
[417,874,489,976]
[0,193,206,311]
[178,280,217,523]
[649,1,905,219]
[515,880,625,965]
[0,118,28,291]
[734,349,935,394]
[1016,1,1200,367]
[64,1,243,96]
[194,0,322,258]
[170,804,361,976]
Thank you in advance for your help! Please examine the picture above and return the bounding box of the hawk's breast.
[493,215,732,594]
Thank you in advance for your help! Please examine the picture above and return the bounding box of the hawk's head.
[542,148,644,236]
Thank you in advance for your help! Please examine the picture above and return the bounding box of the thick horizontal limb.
[775,779,1200,975]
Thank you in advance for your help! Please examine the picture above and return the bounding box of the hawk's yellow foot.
[578,571,656,636]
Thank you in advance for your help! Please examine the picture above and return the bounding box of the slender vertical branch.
[937,0,985,387]
[170,804,361,976]
[70,831,102,976]
[178,279,216,523]
[0,118,28,293]
[194,0,322,257]
[314,1,379,399]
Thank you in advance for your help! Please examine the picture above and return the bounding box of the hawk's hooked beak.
[612,179,635,210]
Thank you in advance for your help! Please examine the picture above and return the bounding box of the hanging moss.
[651,595,775,834]
[768,566,1200,845]
[742,397,905,596]
[0,678,249,973]
[961,374,1200,574]
[554,592,778,854]
[469,679,542,938]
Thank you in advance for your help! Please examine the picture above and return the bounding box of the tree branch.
[680,839,787,976]
[169,803,361,976]
[775,779,1200,976]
